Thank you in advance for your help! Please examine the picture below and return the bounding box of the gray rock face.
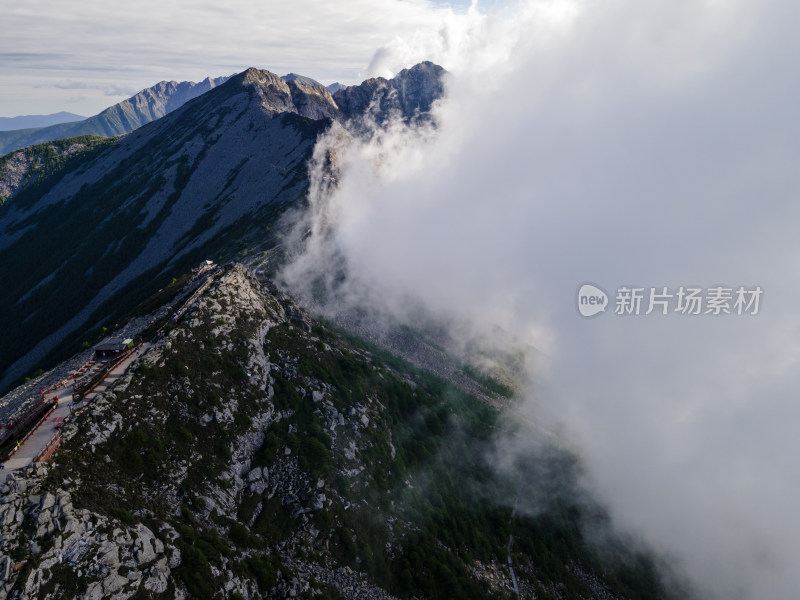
[287,79,341,120]
[0,150,33,199]
[333,61,449,124]
[40,492,55,511]
[97,540,120,569]
[0,470,177,600]
[248,466,265,482]
[0,504,15,527]
[0,554,12,581]
[240,68,340,120]
[333,77,390,118]
[144,559,170,593]
[133,523,161,565]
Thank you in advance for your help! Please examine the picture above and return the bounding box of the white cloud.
[282,1,800,598]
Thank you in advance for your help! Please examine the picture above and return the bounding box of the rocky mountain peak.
[239,67,288,89]
[390,61,448,114]
[233,68,340,120]
[286,79,340,120]
[332,61,449,123]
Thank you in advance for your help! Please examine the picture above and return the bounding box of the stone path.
[1,345,147,482]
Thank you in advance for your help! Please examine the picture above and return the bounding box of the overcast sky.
[0,0,476,117]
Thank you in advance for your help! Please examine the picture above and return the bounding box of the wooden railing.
[4,402,56,460]
[34,431,62,463]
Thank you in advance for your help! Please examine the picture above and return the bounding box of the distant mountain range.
[0,62,449,391]
[0,77,230,155]
[280,73,344,95]
[282,72,324,87]
[280,74,343,94]
[0,112,86,132]
[326,82,345,93]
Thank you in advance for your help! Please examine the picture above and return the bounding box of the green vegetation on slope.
[0,135,117,204]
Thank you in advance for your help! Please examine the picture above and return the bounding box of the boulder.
[0,504,15,527]
[0,555,12,582]
[167,546,182,569]
[97,540,120,569]
[83,581,104,600]
[144,566,169,593]
[40,493,56,511]
[102,572,128,594]
[134,524,158,565]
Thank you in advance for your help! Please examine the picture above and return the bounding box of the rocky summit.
[0,264,669,599]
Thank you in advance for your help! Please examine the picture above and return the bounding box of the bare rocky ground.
[0,265,415,599]
[0,265,669,600]
[0,150,34,200]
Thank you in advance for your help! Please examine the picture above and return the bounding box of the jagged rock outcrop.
[333,61,449,124]
[0,150,33,200]
[239,69,340,120]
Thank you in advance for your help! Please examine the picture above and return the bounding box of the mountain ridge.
[0,262,674,600]
[0,63,450,393]
[0,112,86,132]
[0,76,230,155]
[332,61,448,123]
